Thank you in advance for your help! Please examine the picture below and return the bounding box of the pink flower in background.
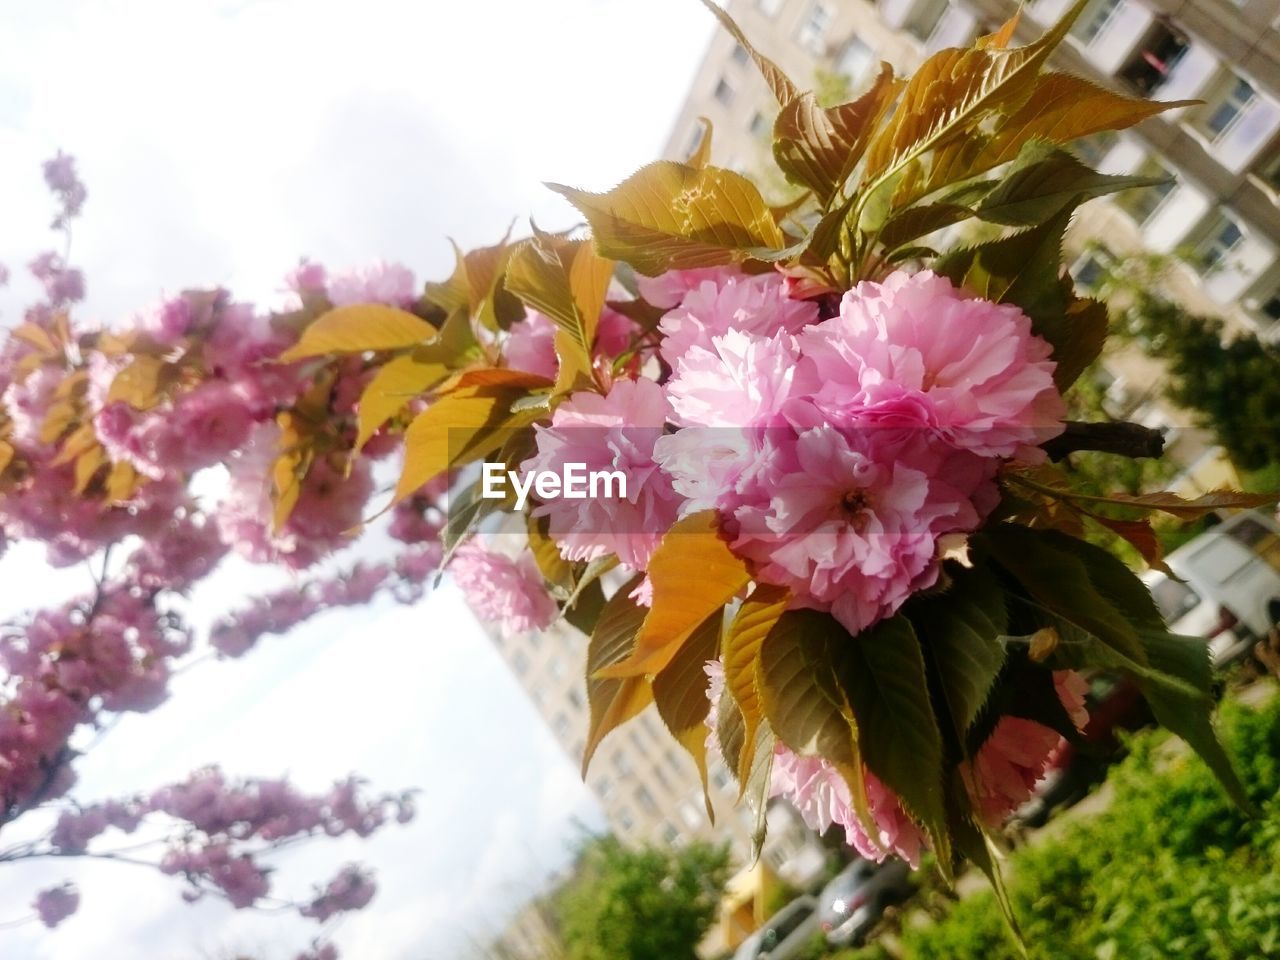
[33,884,80,928]
[326,261,416,308]
[796,271,1065,459]
[659,272,818,370]
[1,364,63,452]
[286,259,329,296]
[505,306,638,379]
[504,309,560,380]
[964,669,1091,825]
[524,378,682,570]
[770,747,924,866]
[135,294,198,345]
[449,540,556,639]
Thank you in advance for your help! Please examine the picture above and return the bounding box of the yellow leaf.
[10,322,57,354]
[73,446,106,495]
[392,371,548,503]
[653,611,723,822]
[548,162,785,276]
[354,353,450,453]
[107,356,166,410]
[686,117,714,168]
[695,0,797,106]
[723,583,790,788]
[0,440,14,475]
[105,460,141,503]
[596,510,751,679]
[280,304,437,362]
[51,423,99,467]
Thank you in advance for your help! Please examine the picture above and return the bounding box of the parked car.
[1013,670,1154,828]
[1141,509,1280,667]
[816,857,914,947]
[732,895,819,960]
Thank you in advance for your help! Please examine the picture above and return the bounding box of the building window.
[1071,248,1115,291]
[1072,0,1122,45]
[713,76,735,106]
[652,762,674,796]
[757,0,786,16]
[596,776,613,799]
[1259,291,1280,323]
[1114,157,1175,225]
[836,37,873,82]
[749,110,770,138]
[612,752,632,776]
[552,712,571,739]
[1196,215,1244,273]
[711,764,733,791]
[567,686,584,711]
[685,123,705,159]
[796,1,834,54]
[549,655,566,679]
[1074,130,1119,167]
[731,43,750,66]
[617,807,635,832]
[635,785,657,813]
[1200,74,1256,141]
[662,823,681,846]
[512,650,530,676]
[906,0,949,42]
[679,800,702,829]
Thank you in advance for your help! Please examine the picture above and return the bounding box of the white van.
[1142,510,1280,666]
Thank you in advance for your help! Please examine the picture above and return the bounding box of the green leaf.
[440,479,508,566]
[772,65,902,206]
[976,144,1170,227]
[1135,630,1253,812]
[563,578,607,635]
[653,611,723,821]
[596,511,751,678]
[528,512,577,593]
[547,163,785,276]
[878,202,972,252]
[582,576,653,776]
[281,304,438,361]
[716,690,777,862]
[907,565,1009,746]
[723,583,790,785]
[984,523,1147,664]
[835,615,950,867]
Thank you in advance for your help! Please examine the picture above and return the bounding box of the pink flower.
[33,884,79,928]
[665,328,798,428]
[449,540,556,640]
[135,295,197,345]
[326,261,416,308]
[795,271,1065,460]
[523,378,682,570]
[658,272,817,370]
[770,747,924,866]
[675,426,983,634]
[638,267,740,309]
[2,364,62,451]
[964,670,1091,825]
[505,307,638,380]
[505,310,559,380]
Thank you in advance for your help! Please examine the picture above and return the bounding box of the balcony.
[924,5,978,53]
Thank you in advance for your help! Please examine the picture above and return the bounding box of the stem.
[1041,420,1165,462]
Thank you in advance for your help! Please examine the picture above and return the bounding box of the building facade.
[665,0,1280,338]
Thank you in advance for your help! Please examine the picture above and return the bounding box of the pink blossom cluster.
[519,266,1065,637]
[29,768,410,925]
[767,669,1090,861]
[447,540,557,640]
[0,587,192,811]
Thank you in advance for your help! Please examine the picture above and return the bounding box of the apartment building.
[666,0,1280,339]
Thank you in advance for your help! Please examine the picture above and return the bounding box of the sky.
[0,0,715,957]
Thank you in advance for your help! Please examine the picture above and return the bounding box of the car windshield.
[1150,577,1202,622]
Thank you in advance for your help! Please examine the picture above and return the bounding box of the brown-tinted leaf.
[354,353,451,452]
[723,583,790,785]
[548,163,785,276]
[281,304,437,361]
[653,611,722,820]
[696,0,797,106]
[582,576,653,776]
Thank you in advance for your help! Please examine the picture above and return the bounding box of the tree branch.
[1042,420,1165,462]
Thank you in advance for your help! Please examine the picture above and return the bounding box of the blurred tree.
[554,836,730,960]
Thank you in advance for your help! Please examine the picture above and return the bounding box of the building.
[665,0,1280,339]
[485,607,827,959]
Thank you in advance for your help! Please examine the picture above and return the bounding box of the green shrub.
[901,692,1280,960]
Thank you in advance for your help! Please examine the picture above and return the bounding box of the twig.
[1042,420,1165,461]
